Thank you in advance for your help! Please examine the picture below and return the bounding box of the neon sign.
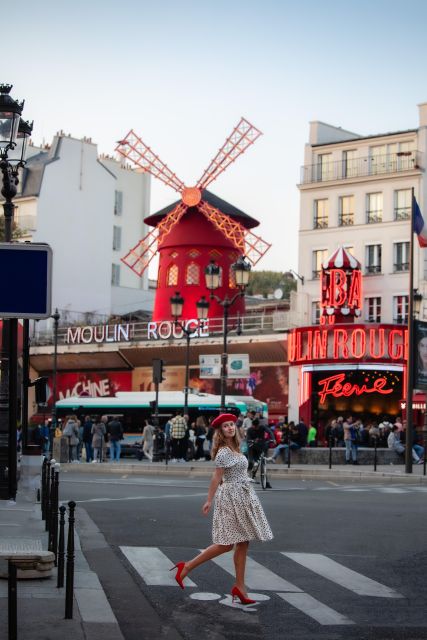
[317,373,394,404]
[288,325,407,365]
[321,267,362,322]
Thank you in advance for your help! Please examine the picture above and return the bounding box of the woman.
[62,415,80,462]
[170,413,273,604]
[91,416,106,463]
[142,419,155,462]
[194,415,207,460]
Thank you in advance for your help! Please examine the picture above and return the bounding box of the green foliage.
[0,217,26,241]
[246,271,297,298]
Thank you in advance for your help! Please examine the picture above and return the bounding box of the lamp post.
[405,288,423,474]
[51,309,60,429]
[204,256,251,411]
[0,84,32,501]
[170,292,209,416]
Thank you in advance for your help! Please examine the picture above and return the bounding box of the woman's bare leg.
[233,541,249,592]
[181,543,233,578]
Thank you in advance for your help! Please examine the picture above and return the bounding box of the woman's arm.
[202,467,224,515]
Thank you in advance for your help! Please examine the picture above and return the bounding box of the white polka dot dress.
[212,446,273,545]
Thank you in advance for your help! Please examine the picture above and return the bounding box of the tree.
[246,271,297,298]
[0,217,26,241]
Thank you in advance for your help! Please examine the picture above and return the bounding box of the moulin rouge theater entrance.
[288,247,407,428]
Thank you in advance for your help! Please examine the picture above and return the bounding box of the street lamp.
[414,289,423,317]
[51,309,60,429]
[204,255,251,411]
[170,292,210,416]
[0,84,32,501]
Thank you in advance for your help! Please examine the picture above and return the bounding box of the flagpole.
[405,187,415,473]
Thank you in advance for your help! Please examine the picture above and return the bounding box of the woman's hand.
[202,500,211,515]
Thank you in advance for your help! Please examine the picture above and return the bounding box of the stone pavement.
[0,482,124,640]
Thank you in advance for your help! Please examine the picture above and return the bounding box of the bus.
[55,391,268,455]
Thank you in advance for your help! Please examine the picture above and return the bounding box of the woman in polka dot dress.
[170,413,273,604]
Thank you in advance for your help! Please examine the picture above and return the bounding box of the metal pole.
[287,429,291,469]
[65,500,76,619]
[405,188,415,473]
[184,331,190,417]
[423,393,427,477]
[328,435,333,470]
[220,303,229,412]
[374,436,378,472]
[57,505,66,588]
[41,457,47,520]
[51,311,59,429]
[8,319,18,501]
[21,319,30,453]
[8,560,17,640]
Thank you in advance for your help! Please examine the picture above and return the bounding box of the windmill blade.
[116,130,185,193]
[198,200,271,266]
[196,118,262,190]
[121,202,188,277]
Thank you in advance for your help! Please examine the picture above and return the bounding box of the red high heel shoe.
[170,562,186,589]
[231,586,256,605]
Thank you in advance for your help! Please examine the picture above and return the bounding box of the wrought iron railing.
[300,151,421,184]
[313,217,328,229]
[338,214,354,226]
[365,265,381,274]
[393,262,409,272]
[394,207,411,221]
[30,311,303,347]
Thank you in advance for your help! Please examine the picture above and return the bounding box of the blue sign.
[0,243,52,318]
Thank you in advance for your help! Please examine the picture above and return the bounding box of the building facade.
[14,133,154,328]
[288,103,427,426]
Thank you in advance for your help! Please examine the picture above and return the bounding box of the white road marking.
[75,492,206,504]
[283,553,403,598]
[120,546,197,587]
[211,553,302,592]
[379,488,409,494]
[277,592,354,625]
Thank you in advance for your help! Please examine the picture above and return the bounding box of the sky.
[5,0,427,277]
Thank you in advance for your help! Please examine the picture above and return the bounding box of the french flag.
[413,197,427,248]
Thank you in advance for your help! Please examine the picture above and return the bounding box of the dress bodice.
[215,447,249,483]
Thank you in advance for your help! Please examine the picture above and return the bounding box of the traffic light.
[33,376,48,404]
[152,359,165,384]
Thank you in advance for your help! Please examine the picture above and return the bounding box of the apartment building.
[13,133,154,327]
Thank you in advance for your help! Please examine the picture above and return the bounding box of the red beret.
[211,413,237,429]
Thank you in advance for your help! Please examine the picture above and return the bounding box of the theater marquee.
[288,324,408,365]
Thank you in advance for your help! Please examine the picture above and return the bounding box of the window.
[317,153,333,181]
[185,262,199,285]
[312,301,321,325]
[113,226,122,251]
[394,189,411,221]
[394,242,409,272]
[313,200,328,229]
[365,297,381,322]
[114,190,123,216]
[393,295,408,324]
[312,249,328,279]
[370,145,387,175]
[167,264,179,286]
[343,150,357,178]
[339,196,354,226]
[365,244,382,274]
[366,193,383,223]
[111,264,120,286]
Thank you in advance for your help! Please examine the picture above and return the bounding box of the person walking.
[170,410,188,462]
[82,416,94,462]
[63,415,80,462]
[194,415,208,460]
[170,413,273,604]
[142,419,155,461]
[107,416,124,462]
[91,417,106,463]
[344,416,358,465]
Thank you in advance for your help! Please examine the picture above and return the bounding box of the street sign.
[0,243,52,318]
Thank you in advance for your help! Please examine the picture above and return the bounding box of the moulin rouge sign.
[317,372,394,404]
[288,325,408,365]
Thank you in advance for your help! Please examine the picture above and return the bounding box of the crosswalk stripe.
[277,592,354,625]
[210,553,302,592]
[120,546,197,587]
[282,553,402,598]
[379,488,409,494]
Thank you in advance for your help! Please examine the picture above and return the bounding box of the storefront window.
[393,295,408,323]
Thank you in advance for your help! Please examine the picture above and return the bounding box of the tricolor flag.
[413,197,427,247]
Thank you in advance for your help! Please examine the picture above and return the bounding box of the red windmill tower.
[116,118,271,321]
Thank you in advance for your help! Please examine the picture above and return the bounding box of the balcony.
[394,207,411,221]
[313,217,328,229]
[338,214,354,226]
[366,212,382,224]
[365,265,381,275]
[393,262,409,273]
[300,151,422,184]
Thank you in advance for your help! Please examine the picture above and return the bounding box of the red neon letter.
[333,328,349,359]
[348,270,362,310]
[350,328,366,359]
[389,328,404,360]
[330,269,347,307]
[369,328,385,359]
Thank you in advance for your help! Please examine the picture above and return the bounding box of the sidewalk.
[59,458,427,484]
[0,481,124,640]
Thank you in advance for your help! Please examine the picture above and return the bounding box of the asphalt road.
[60,470,427,640]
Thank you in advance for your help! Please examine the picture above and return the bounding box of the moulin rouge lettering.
[317,373,394,404]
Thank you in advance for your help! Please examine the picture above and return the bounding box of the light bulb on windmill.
[116,118,271,321]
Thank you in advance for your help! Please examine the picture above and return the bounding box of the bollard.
[8,560,17,640]
[374,436,378,472]
[287,432,291,469]
[57,505,66,589]
[45,459,55,531]
[49,464,60,558]
[65,501,76,619]
[41,457,48,520]
[47,460,56,537]
[329,436,333,470]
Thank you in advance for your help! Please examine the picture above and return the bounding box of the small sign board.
[0,243,52,318]
[199,354,250,379]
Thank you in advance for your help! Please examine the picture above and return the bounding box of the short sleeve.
[215,447,237,468]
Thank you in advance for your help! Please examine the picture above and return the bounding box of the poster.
[414,320,427,390]
[132,366,185,392]
[47,371,132,407]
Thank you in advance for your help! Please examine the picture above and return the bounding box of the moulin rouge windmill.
[116,118,271,321]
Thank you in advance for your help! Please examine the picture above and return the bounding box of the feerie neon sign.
[317,373,394,404]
